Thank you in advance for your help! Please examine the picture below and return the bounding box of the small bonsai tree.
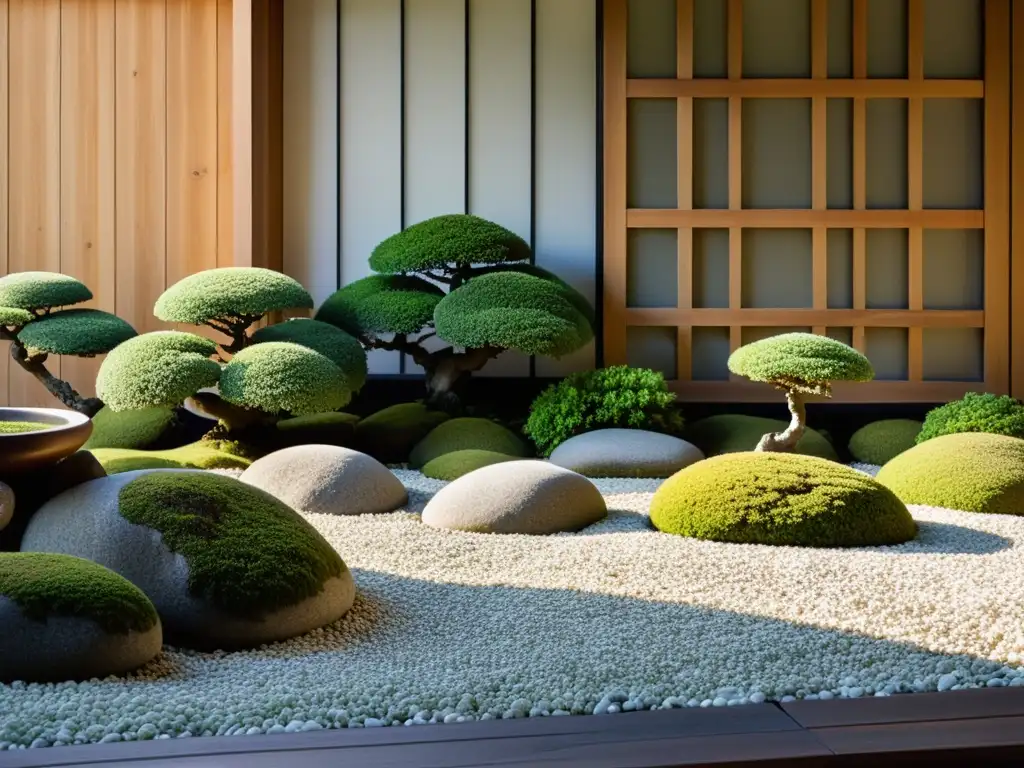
[315,214,595,410]
[96,269,367,434]
[0,272,137,416]
[727,332,874,452]
[525,366,684,456]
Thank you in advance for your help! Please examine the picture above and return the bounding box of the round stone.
[548,428,704,478]
[239,444,408,516]
[422,460,607,535]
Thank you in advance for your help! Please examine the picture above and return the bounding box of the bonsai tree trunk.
[189,391,278,433]
[422,346,503,413]
[755,388,806,453]
[8,343,103,417]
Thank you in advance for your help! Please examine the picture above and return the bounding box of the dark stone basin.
[0,408,93,476]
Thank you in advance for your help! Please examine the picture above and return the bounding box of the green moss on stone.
[409,418,529,469]
[0,552,158,634]
[154,268,313,326]
[0,421,52,434]
[0,272,92,311]
[369,214,531,273]
[250,319,368,392]
[16,309,137,356]
[354,403,451,464]
[88,442,251,475]
[876,432,1024,515]
[84,406,176,451]
[650,452,916,547]
[848,419,922,465]
[117,472,344,618]
[315,275,444,337]
[420,449,519,481]
[684,414,838,461]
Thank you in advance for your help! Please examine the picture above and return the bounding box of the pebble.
[938,675,958,692]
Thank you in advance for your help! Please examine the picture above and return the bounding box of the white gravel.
[3,465,1024,750]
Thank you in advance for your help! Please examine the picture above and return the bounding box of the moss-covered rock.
[684,414,838,461]
[0,552,162,682]
[354,403,451,464]
[87,441,251,475]
[848,419,922,465]
[21,470,355,649]
[409,417,529,469]
[84,406,176,451]
[876,432,1024,515]
[274,412,360,448]
[650,452,916,547]
[0,421,50,434]
[420,449,520,481]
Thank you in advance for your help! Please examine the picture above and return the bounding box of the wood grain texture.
[7,0,61,407]
[626,79,983,99]
[59,0,116,400]
[217,0,234,268]
[0,0,9,407]
[1013,0,1024,399]
[602,0,627,366]
[626,209,984,229]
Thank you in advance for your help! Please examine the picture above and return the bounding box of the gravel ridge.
[3,463,1024,750]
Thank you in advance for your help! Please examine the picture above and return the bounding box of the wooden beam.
[232,0,283,271]
[624,308,985,329]
[602,0,628,366]
[1013,0,1024,399]
[625,79,984,99]
[626,209,984,229]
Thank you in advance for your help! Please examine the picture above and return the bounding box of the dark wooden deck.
[5,688,1024,768]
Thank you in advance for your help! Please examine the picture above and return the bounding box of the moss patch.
[650,453,916,547]
[0,421,51,434]
[0,552,158,634]
[409,418,530,469]
[354,403,451,464]
[88,442,252,475]
[421,449,519,481]
[117,472,344,618]
[876,432,1024,515]
[848,419,922,465]
[684,414,838,461]
[84,406,176,450]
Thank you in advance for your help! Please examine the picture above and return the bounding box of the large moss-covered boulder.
[684,414,838,461]
[422,460,607,534]
[0,553,162,682]
[275,412,361,448]
[84,406,177,451]
[409,418,529,469]
[421,449,519,481]
[549,428,704,478]
[876,432,1024,515]
[240,445,407,516]
[650,453,916,547]
[21,470,354,650]
[86,442,251,475]
[848,419,922,465]
[354,403,451,464]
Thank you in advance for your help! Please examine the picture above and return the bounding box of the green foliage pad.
[650,452,916,547]
[728,332,874,391]
[0,552,158,634]
[369,214,531,273]
[154,267,313,326]
[315,275,443,337]
[0,272,92,311]
[17,309,137,356]
[117,472,344,619]
[251,318,368,392]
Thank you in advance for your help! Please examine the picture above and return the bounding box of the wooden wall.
[0,0,235,407]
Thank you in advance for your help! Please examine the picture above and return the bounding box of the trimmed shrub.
[354,403,451,464]
[17,309,137,356]
[876,432,1024,515]
[525,366,683,457]
[650,452,916,547]
[315,275,444,337]
[917,392,1024,444]
[251,318,368,392]
[684,414,838,461]
[848,419,922,465]
[409,418,529,469]
[0,272,93,310]
[420,449,519,481]
[154,267,313,327]
[84,406,177,451]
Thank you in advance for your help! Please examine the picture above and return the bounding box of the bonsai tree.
[96,269,368,434]
[0,272,136,416]
[315,214,595,410]
[727,332,874,452]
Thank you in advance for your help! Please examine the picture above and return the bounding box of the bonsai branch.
[189,391,278,432]
[755,386,807,453]
[6,341,103,417]
[207,314,262,355]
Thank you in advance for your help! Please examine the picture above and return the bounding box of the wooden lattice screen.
[602,0,1011,402]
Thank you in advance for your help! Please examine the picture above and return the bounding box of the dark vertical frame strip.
[594,0,604,369]
[399,0,407,374]
[335,0,342,294]
[464,0,471,214]
[529,0,537,378]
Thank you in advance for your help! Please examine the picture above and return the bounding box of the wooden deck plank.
[1,706,802,768]
[813,714,1024,756]
[781,688,1024,729]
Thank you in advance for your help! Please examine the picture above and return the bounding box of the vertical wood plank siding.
[283,0,598,378]
[0,0,235,406]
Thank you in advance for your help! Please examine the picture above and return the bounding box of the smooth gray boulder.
[20,470,355,650]
[549,428,704,478]
[422,460,606,534]
[239,444,408,515]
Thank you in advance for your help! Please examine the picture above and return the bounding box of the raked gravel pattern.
[4,464,1024,750]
